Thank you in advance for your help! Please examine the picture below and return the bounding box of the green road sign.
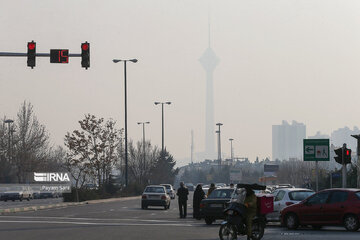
[303,139,330,161]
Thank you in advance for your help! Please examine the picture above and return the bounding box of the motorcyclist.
[244,187,257,240]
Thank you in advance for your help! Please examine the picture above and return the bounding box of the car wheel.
[285,213,299,230]
[344,214,360,231]
[205,217,214,225]
[312,225,322,230]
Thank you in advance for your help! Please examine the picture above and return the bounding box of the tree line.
[0,101,178,201]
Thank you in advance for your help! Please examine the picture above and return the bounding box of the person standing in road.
[244,187,257,240]
[207,183,216,197]
[193,184,205,219]
[177,182,189,218]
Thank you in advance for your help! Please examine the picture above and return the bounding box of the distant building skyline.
[331,126,360,151]
[272,120,306,161]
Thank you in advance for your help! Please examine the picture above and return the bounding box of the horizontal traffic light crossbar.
[0,41,89,69]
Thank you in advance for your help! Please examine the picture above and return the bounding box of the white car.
[161,184,175,199]
[267,188,314,222]
[141,185,171,210]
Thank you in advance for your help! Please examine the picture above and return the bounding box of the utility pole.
[113,58,138,187]
[229,138,234,161]
[191,130,194,164]
[342,143,347,188]
[216,123,223,166]
[138,122,150,184]
[351,135,360,188]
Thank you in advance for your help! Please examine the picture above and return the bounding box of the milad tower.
[199,20,219,160]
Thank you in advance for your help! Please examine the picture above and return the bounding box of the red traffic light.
[28,42,35,50]
[346,150,350,156]
[82,43,89,51]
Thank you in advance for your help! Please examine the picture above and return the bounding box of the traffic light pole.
[315,160,319,192]
[342,143,347,188]
[351,135,360,188]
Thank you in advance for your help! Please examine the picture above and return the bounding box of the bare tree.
[64,114,121,190]
[11,102,49,183]
[127,140,159,185]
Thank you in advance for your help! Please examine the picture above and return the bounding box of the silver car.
[267,188,314,221]
[161,184,175,199]
[141,185,171,210]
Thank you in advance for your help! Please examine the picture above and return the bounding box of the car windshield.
[289,191,314,201]
[208,189,234,199]
[145,187,165,193]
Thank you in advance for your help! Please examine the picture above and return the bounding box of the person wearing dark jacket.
[177,182,189,218]
[193,184,205,219]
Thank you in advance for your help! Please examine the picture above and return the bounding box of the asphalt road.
[0,192,359,240]
[0,198,63,210]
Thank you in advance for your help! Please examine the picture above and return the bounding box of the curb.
[0,196,140,215]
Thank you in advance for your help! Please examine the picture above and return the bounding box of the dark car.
[281,188,360,231]
[200,187,235,225]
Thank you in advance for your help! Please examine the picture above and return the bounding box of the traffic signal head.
[81,42,90,69]
[27,41,36,68]
[345,148,352,164]
[334,148,343,164]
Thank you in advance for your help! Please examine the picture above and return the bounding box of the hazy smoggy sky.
[1,0,360,166]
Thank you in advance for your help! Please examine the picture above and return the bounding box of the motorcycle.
[219,184,268,240]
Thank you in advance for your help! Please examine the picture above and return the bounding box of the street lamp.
[229,138,234,161]
[4,119,14,161]
[137,121,150,183]
[113,58,138,187]
[154,102,171,154]
[216,123,223,166]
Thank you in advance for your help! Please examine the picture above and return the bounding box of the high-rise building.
[331,126,360,150]
[272,120,306,161]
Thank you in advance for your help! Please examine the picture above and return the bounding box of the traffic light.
[345,148,352,164]
[334,148,343,164]
[81,42,90,69]
[27,41,36,68]
[334,147,352,164]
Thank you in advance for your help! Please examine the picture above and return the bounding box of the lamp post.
[154,102,171,154]
[113,58,138,187]
[138,121,150,183]
[4,119,14,161]
[229,138,234,162]
[216,123,223,166]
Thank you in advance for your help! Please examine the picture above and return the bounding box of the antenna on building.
[191,130,194,164]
